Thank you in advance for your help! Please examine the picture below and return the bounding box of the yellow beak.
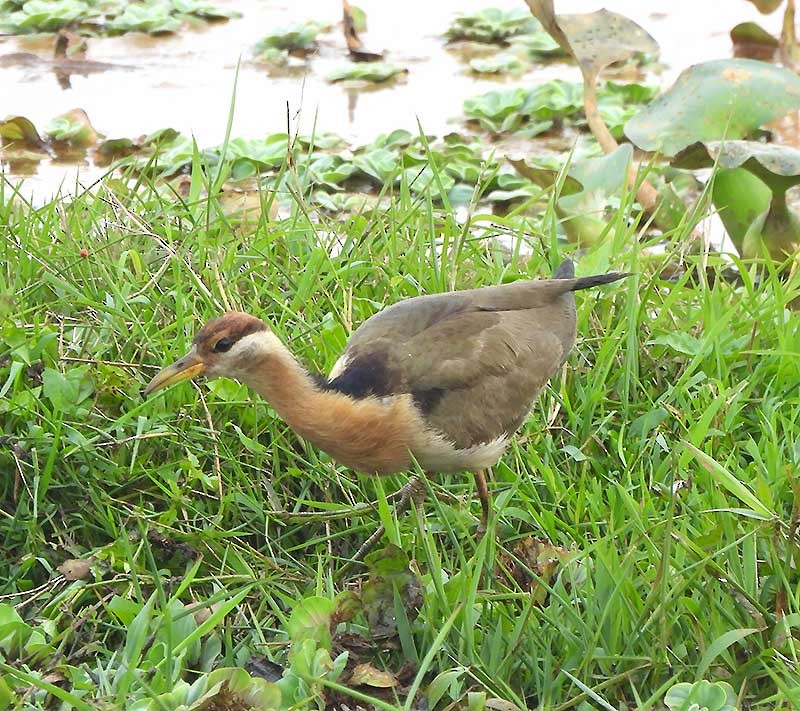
[143,349,206,396]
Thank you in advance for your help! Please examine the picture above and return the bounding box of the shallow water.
[0,0,783,198]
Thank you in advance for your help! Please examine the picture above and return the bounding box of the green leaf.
[327,62,407,83]
[115,592,156,701]
[361,544,420,639]
[673,140,800,193]
[348,5,367,33]
[696,628,761,679]
[352,147,398,182]
[171,0,239,20]
[42,366,94,413]
[285,596,334,651]
[469,55,525,75]
[0,116,45,149]
[108,4,181,33]
[173,586,251,657]
[446,7,538,43]
[508,31,563,57]
[684,442,774,519]
[230,424,267,454]
[304,154,356,188]
[426,667,467,709]
[255,21,324,52]
[688,680,727,709]
[464,88,530,132]
[204,667,282,709]
[511,144,633,244]
[651,333,704,356]
[507,159,583,195]
[746,0,784,13]
[10,0,94,33]
[559,143,633,213]
[401,165,455,199]
[107,596,142,628]
[629,407,669,438]
[44,109,98,146]
[674,143,800,261]
[561,444,588,462]
[664,682,694,710]
[707,168,772,257]
[0,673,13,709]
[464,80,653,135]
[625,59,800,156]
[730,22,779,57]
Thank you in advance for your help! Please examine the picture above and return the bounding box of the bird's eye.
[213,338,234,353]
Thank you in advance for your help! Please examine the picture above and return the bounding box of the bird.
[143,259,628,557]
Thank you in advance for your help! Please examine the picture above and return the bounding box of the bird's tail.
[552,259,575,279]
[553,259,630,291]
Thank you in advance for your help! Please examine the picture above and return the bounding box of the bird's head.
[143,312,273,396]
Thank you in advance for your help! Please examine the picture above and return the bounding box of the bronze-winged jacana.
[144,259,628,556]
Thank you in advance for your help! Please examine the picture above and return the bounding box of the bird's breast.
[299,390,509,476]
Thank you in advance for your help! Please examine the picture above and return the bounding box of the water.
[0,0,783,197]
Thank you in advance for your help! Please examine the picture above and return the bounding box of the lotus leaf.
[625,59,800,156]
[523,1,658,83]
[672,139,800,260]
[673,139,800,193]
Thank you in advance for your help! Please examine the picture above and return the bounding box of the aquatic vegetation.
[0,0,237,35]
[445,7,540,43]
[253,20,328,53]
[673,140,800,260]
[445,6,564,76]
[463,79,657,136]
[327,61,407,83]
[468,53,526,75]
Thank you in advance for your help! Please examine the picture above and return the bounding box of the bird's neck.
[238,337,331,429]
[235,333,416,474]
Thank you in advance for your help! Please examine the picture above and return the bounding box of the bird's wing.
[397,307,567,390]
[331,305,567,396]
[343,276,580,354]
[396,308,568,447]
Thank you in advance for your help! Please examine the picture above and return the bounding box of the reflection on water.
[0,0,783,197]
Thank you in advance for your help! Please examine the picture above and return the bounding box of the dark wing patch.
[412,387,445,414]
[323,350,401,399]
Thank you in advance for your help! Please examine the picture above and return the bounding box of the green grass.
[1,156,800,710]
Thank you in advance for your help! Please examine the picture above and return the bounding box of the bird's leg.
[474,468,491,538]
[344,475,426,570]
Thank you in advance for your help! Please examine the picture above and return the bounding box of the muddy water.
[0,0,782,197]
